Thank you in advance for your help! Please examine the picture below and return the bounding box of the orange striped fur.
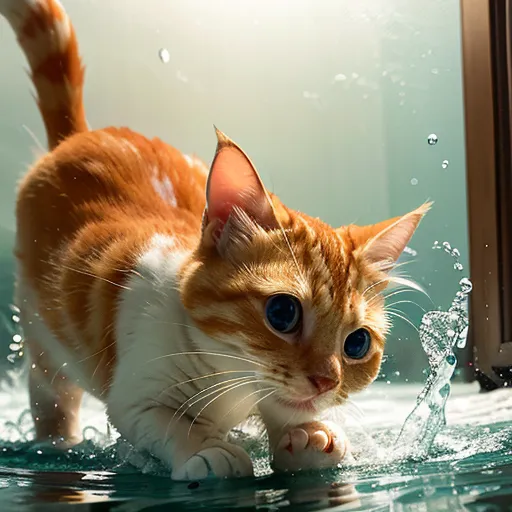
[1,0,430,480]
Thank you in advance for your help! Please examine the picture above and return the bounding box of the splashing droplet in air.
[403,246,418,257]
[427,134,438,146]
[459,277,473,294]
[442,160,449,169]
[158,48,170,64]
[411,178,418,186]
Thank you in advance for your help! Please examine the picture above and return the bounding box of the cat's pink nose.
[308,375,338,394]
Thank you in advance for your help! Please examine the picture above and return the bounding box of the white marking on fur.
[151,174,178,207]
[108,234,259,476]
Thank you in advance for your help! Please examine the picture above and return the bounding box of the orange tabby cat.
[0,0,429,480]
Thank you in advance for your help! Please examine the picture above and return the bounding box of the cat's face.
[180,129,429,414]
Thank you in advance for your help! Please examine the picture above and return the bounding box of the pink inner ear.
[206,143,273,226]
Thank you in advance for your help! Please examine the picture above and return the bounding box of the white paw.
[273,421,349,473]
[171,441,254,481]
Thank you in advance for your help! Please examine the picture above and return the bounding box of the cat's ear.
[202,128,277,245]
[348,203,431,270]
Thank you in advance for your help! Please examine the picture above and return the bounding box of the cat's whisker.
[343,398,365,420]
[367,287,416,307]
[186,379,267,438]
[386,309,419,333]
[45,260,132,291]
[155,369,259,401]
[387,275,430,299]
[385,299,426,313]
[168,376,257,429]
[146,351,268,369]
[362,278,390,298]
[223,386,276,420]
[163,376,259,444]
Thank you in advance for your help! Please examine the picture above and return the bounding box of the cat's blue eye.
[265,294,302,334]
[344,328,371,359]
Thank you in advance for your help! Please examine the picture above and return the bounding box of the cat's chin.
[274,395,318,413]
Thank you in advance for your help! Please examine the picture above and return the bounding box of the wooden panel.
[460,0,503,384]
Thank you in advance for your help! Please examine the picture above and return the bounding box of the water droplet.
[334,73,347,82]
[459,277,473,294]
[158,48,170,64]
[457,326,469,348]
[446,355,456,365]
[36,450,42,455]
[439,383,451,397]
[411,178,419,185]
[442,160,449,169]
[442,241,452,250]
[12,315,20,323]
[452,248,460,258]
[12,334,22,343]
[427,133,438,146]
[454,262,464,271]
[9,343,20,352]
[31,363,36,369]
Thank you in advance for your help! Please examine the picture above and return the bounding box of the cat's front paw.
[171,440,254,481]
[273,420,349,472]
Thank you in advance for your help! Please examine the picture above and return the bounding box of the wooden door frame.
[460,0,512,388]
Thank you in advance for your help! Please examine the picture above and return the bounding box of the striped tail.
[0,0,88,150]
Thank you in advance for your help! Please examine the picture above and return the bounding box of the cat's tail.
[0,0,88,150]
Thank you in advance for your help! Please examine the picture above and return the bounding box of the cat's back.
[16,127,207,268]
[15,128,208,392]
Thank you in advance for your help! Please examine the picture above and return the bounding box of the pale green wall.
[0,0,468,381]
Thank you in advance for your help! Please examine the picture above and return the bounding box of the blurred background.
[0,0,468,382]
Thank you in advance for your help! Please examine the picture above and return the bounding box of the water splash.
[394,242,471,459]
[4,305,24,364]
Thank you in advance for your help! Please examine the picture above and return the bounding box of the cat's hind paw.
[171,441,254,481]
[273,420,349,472]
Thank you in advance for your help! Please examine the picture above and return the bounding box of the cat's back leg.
[16,278,84,447]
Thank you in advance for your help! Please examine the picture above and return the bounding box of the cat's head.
[180,129,430,416]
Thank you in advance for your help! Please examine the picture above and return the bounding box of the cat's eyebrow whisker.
[368,287,417,307]
[187,379,267,438]
[146,351,268,369]
[362,278,390,298]
[385,300,426,313]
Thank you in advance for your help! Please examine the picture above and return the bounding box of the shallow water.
[2,248,511,511]
[1,381,512,511]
